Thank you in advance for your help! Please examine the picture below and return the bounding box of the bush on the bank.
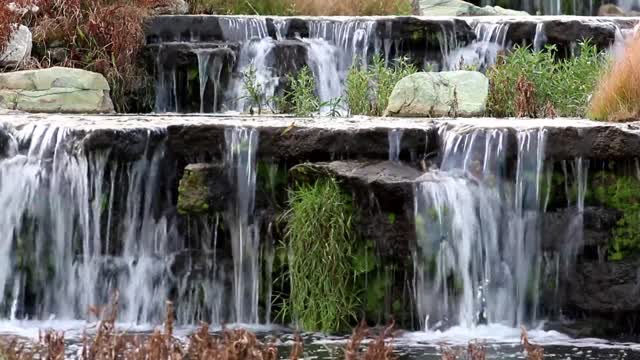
[487,41,606,118]
[187,0,412,15]
[346,55,417,116]
[2,0,165,113]
[589,36,640,122]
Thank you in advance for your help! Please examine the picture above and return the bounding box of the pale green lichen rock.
[385,71,489,117]
[419,0,528,16]
[0,67,113,113]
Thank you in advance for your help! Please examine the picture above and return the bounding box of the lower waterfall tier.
[0,114,639,337]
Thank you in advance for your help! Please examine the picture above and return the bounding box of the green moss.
[177,167,210,215]
[593,172,640,260]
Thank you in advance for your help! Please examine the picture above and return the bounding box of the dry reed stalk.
[466,340,486,360]
[362,322,396,360]
[344,321,397,360]
[440,344,460,360]
[515,75,536,118]
[589,35,640,122]
[289,333,304,360]
[345,321,369,360]
[521,326,544,360]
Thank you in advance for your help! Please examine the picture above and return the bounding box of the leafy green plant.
[487,41,606,118]
[345,55,417,116]
[593,173,640,260]
[242,65,264,114]
[282,178,359,332]
[186,0,410,15]
[284,66,319,117]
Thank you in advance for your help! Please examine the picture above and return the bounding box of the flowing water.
[413,127,548,329]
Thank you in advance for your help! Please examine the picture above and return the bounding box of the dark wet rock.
[178,163,228,215]
[290,160,423,258]
[542,206,619,250]
[166,124,432,163]
[567,258,640,313]
[544,125,640,160]
[80,128,167,161]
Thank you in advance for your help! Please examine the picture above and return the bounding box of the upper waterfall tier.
[145,15,639,113]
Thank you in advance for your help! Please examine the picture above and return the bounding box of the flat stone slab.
[2,114,640,160]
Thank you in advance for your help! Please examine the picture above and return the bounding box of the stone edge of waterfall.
[0,114,637,130]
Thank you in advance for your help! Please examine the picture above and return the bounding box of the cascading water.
[388,129,403,162]
[225,127,261,324]
[0,124,179,323]
[445,22,511,71]
[413,126,548,330]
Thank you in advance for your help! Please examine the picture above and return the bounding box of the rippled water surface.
[1,322,639,359]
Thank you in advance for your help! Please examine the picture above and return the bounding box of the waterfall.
[0,124,183,323]
[445,22,510,71]
[388,129,403,162]
[413,127,547,329]
[225,127,261,324]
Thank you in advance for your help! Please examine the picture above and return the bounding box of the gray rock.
[0,25,32,68]
[568,258,640,313]
[419,0,528,16]
[149,0,189,15]
[0,67,114,113]
[385,71,489,117]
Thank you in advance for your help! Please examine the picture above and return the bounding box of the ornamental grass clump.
[589,35,640,122]
[283,178,359,332]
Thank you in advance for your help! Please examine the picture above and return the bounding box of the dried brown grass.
[589,35,640,122]
[344,321,397,360]
[520,326,544,360]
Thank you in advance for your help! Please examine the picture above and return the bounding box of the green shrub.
[593,173,640,260]
[487,41,606,118]
[282,178,359,332]
[241,65,265,114]
[345,55,417,116]
[284,66,319,117]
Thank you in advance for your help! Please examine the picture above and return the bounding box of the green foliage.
[284,66,320,117]
[593,173,640,260]
[242,65,264,114]
[282,178,359,332]
[487,41,607,118]
[345,55,417,116]
[187,0,293,15]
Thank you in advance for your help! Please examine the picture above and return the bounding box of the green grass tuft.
[282,178,359,332]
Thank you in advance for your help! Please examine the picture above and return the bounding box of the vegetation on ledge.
[187,0,412,16]
[281,178,360,332]
[593,172,640,261]
[589,36,640,122]
[487,41,606,118]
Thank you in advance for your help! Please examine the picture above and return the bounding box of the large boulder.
[419,0,528,16]
[0,25,32,67]
[385,71,489,117]
[0,67,114,113]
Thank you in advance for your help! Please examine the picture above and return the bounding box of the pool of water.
[1,321,639,359]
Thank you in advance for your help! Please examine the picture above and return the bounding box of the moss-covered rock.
[177,163,228,215]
